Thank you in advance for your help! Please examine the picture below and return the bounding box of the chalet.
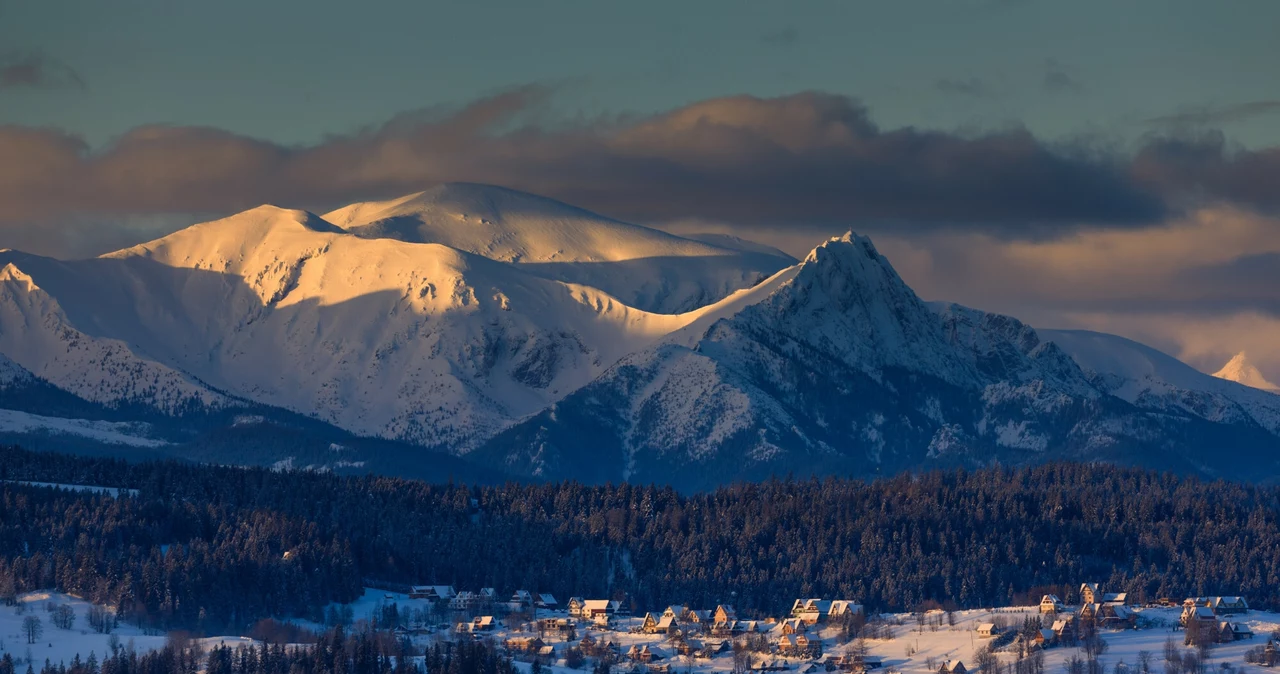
[536,594,558,609]
[676,639,706,658]
[643,612,677,634]
[582,599,617,618]
[715,605,738,623]
[1096,604,1135,628]
[689,609,713,624]
[940,661,967,674]
[410,585,457,601]
[664,605,689,621]
[777,635,797,653]
[781,618,808,635]
[1040,595,1064,614]
[1220,622,1253,641]
[791,599,833,624]
[794,634,813,652]
[567,597,585,618]
[480,588,497,601]
[1034,629,1057,648]
[1181,605,1216,627]
[537,646,555,659]
[829,601,864,621]
[1214,597,1249,615]
[592,612,613,627]
[511,590,534,608]
[471,615,496,631]
[1078,603,1100,622]
[1079,584,1099,605]
[1050,617,1076,641]
[627,645,664,663]
[976,623,999,638]
[1101,593,1128,605]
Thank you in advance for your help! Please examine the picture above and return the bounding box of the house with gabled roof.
[1040,595,1064,613]
[567,597,585,618]
[715,605,738,623]
[940,661,967,674]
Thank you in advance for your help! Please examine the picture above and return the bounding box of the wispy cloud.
[935,77,995,98]
[1042,58,1081,92]
[0,50,86,91]
[1145,101,1280,127]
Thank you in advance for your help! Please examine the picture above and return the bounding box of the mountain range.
[2,183,1278,488]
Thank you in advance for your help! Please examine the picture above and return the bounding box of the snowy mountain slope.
[475,233,1280,489]
[1213,352,1280,392]
[324,183,793,313]
[0,262,229,413]
[0,204,781,452]
[1041,329,1280,436]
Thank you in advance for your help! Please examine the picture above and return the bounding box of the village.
[321,584,1280,674]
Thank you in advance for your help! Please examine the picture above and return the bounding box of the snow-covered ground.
[0,409,167,448]
[0,592,257,667]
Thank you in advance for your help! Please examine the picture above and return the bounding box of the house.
[1181,605,1217,626]
[977,623,999,638]
[480,588,497,601]
[1096,604,1135,628]
[643,612,677,634]
[715,605,738,623]
[664,605,689,621]
[777,635,797,653]
[537,646,555,659]
[628,645,663,663]
[539,618,574,635]
[1220,622,1253,641]
[512,590,534,608]
[1051,617,1076,641]
[1078,603,1100,622]
[794,634,813,652]
[688,609,713,625]
[1040,595,1064,614]
[582,599,615,618]
[1079,584,1099,605]
[450,591,482,612]
[1214,597,1249,615]
[471,615,496,631]
[781,618,808,635]
[677,639,706,658]
[1101,593,1128,605]
[791,599,833,624]
[592,613,613,627]
[410,585,457,601]
[828,601,864,620]
[1035,629,1057,648]
[861,657,883,671]
[940,661,967,674]
[567,597,585,618]
[536,594,558,609]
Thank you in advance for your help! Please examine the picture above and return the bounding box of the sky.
[1,0,1279,376]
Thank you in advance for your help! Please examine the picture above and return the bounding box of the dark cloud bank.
[1,88,1277,250]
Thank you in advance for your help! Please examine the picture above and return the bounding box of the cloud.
[760,27,799,47]
[1145,101,1280,128]
[1132,132,1280,213]
[0,88,1179,254]
[0,51,85,91]
[1042,58,1081,92]
[935,77,994,98]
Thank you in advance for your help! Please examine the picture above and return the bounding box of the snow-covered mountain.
[1213,352,1280,392]
[325,183,794,313]
[3,185,1279,488]
[473,234,1280,489]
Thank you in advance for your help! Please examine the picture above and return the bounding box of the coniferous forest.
[2,445,1279,637]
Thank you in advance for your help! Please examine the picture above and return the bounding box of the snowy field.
[9,587,1278,674]
[0,592,255,667]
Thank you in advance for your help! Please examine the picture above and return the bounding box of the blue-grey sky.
[4,0,1279,148]
[3,0,1280,377]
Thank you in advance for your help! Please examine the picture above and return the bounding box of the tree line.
[1,446,1278,634]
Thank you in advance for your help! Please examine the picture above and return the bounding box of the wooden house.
[940,661,967,674]
[1079,584,1099,605]
[715,605,738,623]
[1040,595,1063,614]
[977,623,999,638]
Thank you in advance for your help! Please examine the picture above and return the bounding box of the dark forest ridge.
[2,446,1278,636]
